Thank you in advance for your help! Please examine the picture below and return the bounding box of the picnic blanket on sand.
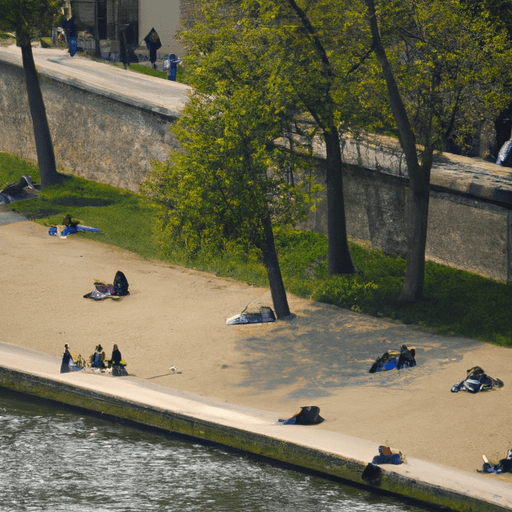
[83,270,130,300]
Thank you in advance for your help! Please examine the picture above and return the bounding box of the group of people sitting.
[60,343,127,376]
[90,344,121,369]
[90,344,128,376]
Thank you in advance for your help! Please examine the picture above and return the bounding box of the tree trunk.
[285,0,355,275]
[261,216,291,319]
[398,181,430,302]
[94,0,102,58]
[21,43,61,188]
[324,127,357,275]
[366,0,431,302]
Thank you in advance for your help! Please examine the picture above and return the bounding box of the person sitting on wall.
[496,137,512,167]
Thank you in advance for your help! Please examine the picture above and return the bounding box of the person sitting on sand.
[109,344,122,368]
[109,344,128,376]
[369,345,416,373]
[451,366,503,393]
[91,344,106,368]
[60,344,82,372]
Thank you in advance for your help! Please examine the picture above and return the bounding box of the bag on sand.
[280,406,324,425]
[112,365,128,377]
[113,271,129,296]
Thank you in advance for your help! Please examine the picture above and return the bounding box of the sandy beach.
[1,220,511,482]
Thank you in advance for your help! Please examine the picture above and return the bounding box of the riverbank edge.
[0,366,507,512]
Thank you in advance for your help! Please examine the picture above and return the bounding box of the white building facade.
[69,0,185,59]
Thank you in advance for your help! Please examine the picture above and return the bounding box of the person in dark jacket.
[60,344,72,373]
[63,17,77,57]
[110,344,122,368]
[109,344,128,376]
[144,28,162,69]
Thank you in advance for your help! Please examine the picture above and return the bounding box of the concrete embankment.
[0,342,510,512]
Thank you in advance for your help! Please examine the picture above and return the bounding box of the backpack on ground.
[112,365,128,377]
[113,271,129,296]
[295,406,324,425]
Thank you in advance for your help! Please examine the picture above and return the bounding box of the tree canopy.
[143,82,318,317]
[373,0,512,156]
[177,0,375,274]
[152,0,512,304]
[0,0,64,45]
[365,0,512,301]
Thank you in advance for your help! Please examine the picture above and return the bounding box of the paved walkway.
[0,211,28,225]
[0,45,191,117]
[1,341,511,511]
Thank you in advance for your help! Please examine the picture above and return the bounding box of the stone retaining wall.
[300,148,512,283]
[0,58,179,192]
[2,57,512,282]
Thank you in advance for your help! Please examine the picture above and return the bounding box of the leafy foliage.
[142,88,317,262]
[0,0,64,45]
[372,0,512,155]
[177,0,375,275]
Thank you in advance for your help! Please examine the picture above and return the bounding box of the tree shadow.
[234,303,482,400]
[52,196,114,207]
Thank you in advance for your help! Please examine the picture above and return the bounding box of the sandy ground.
[1,220,512,480]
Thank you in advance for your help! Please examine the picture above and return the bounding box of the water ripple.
[0,390,426,512]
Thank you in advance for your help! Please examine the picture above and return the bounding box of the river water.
[0,389,429,511]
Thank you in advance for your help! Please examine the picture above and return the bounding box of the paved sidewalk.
[1,341,511,511]
[0,45,191,117]
[0,211,28,225]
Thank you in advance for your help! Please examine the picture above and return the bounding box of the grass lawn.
[1,151,512,347]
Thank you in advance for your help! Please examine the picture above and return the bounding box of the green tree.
[180,0,369,275]
[270,0,363,275]
[0,0,64,188]
[461,0,512,149]
[365,0,512,301]
[143,88,317,319]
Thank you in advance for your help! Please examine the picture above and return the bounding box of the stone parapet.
[303,136,512,282]
[338,135,512,207]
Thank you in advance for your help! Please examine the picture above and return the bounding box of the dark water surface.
[0,389,429,511]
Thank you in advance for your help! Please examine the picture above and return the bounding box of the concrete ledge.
[339,136,512,208]
[0,343,511,512]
